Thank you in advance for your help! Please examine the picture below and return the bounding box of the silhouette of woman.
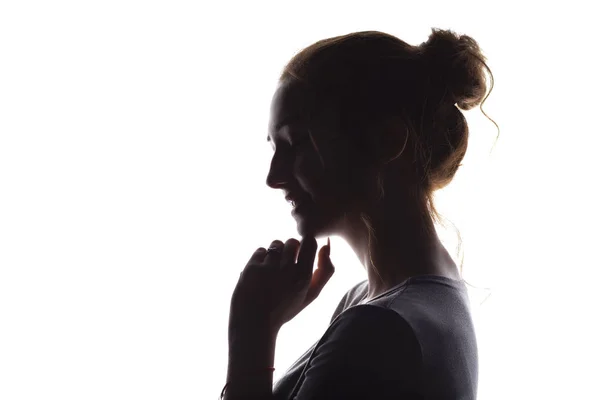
[223,28,496,400]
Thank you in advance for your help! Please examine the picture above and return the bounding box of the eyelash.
[269,135,311,154]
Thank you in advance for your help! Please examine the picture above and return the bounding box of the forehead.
[269,80,308,130]
[267,79,341,145]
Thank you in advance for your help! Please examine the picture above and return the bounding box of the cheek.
[293,155,324,196]
[298,152,355,205]
[327,153,373,208]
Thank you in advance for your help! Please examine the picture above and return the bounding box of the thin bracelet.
[219,367,276,400]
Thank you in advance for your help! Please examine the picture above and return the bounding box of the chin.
[292,208,332,239]
[295,219,320,238]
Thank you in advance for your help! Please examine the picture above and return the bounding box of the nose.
[266,153,289,189]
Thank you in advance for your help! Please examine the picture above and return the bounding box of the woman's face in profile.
[266,79,370,238]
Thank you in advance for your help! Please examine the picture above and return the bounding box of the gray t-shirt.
[272,275,478,399]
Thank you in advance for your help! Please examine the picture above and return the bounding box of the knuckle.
[244,263,261,274]
[285,238,300,247]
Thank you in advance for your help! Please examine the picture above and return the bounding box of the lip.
[285,193,305,207]
[291,201,308,215]
[289,199,306,209]
[285,193,309,214]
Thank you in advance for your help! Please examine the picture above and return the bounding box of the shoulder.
[318,305,423,376]
[329,280,368,323]
[328,304,422,356]
[296,305,423,398]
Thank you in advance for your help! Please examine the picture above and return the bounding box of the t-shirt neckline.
[359,274,465,304]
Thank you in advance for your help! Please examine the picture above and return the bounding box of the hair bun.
[421,28,489,110]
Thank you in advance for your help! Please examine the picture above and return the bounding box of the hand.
[229,236,335,334]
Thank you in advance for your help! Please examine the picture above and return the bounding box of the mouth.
[285,195,310,214]
[288,199,301,208]
[291,201,309,216]
[286,195,301,207]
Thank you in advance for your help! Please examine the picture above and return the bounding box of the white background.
[1,1,599,399]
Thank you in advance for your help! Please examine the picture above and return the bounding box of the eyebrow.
[267,115,301,142]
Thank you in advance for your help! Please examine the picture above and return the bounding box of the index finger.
[295,236,317,281]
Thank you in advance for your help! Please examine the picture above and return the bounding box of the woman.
[223,28,495,400]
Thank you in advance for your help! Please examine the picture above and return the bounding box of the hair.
[279,28,499,278]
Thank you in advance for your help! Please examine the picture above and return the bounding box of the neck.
[338,188,459,300]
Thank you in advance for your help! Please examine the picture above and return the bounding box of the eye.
[269,133,312,155]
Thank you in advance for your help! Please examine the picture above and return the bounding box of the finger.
[305,244,335,304]
[317,242,334,272]
[295,236,317,281]
[246,247,268,266]
[263,240,284,265]
[305,265,335,304]
[281,238,300,268]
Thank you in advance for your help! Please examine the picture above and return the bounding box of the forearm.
[224,323,278,400]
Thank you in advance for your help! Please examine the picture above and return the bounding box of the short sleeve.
[294,305,423,400]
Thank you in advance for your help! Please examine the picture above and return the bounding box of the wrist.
[228,332,277,370]
[229,317,279,345]
[225,333,277,400]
